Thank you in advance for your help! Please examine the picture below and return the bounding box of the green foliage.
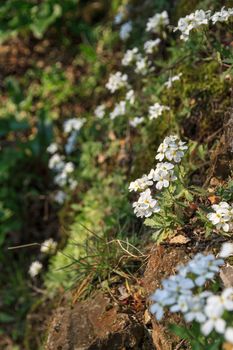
[45,173,134,294]
[0,0,79,41]
[0,0,233,348]
[170,323,223,349]
[0,254,33,343]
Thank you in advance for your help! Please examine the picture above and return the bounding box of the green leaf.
[79,44,97,62]
[0,312,15,323]
[169,324,191,341]
[205,339,222,350]
[184,190,194,202]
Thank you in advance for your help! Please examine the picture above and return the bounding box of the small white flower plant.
[129,134,197,242]
[150,243,233,349]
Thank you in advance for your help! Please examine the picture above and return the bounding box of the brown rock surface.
[45,292,154,350]
[143,245,189,350]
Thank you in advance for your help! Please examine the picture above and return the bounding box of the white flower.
[155,135,188,163]
[219,242,233,258]
[54,172,67,187]
[211,7,233,24]
[150,289,175,320]
[164,73,182,89]
[122,48,140,66]
[54,190,66,204]
[135,57,153,75]
[148,103,170,120]
[110,101,126,120]
[174,10,211,41]
[106,72,128,93]
[201,303,225,335]
[69,179,78,190]
[225,327,233,344]
[207,201,233,232]
[146,11,169,33]
[119,21,132,40]
[47,143,58,154]
[41,238,57,254]
[151,288,176,307]
[126,89,135,105]
[129,116,144,128]
[162,275,194,294]
[114,12,124,25]
[188,253,223,286]
[150,302,164,321]
[212,202,230,212]
[95,104,106,119]
[170,295,190,313]
[63,162,75,174]
[29,261,42,277]
[65,131,77,154]
[63,118,85,134]
[133,188,160,218]
[148,162,177,190]
[206,288,233,314]
[184,294,208,323]
[48,154,65,171]
[144,39,161,54]
[54,162,75,186]
[129,175,153,192]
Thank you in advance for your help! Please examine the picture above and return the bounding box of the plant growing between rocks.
[0,1,233,349]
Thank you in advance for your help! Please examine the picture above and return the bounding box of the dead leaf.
[220,266,233,288]
[208,195,219,204]
[144,310,151,325]
[98,154,106,164]
[223,342,233,350]
[169,235,190,245]
[108,131,116,140]
[118,286,130,301]
[210,177,223,187]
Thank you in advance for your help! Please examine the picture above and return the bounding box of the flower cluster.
[63,118,85,134]
[156,135,188,163]
[47,145,77,200]
[129,116,144,128]
[211,7,233,24]
[207,202,233,233]
[150,246,233,344]
[95,104,106,119]
[102,10,170,124]
[148,103,170,120]
[110,101,126,120]
[135,56,153,75]
[129,175,153,192]
[29,261,42,278]
[125,89,135,105]
[29,238,57,278]
[129,135,187,218]
[148,162,177,190]
[106,72,128,93]
[133,188,160,218]
[119,21,132,41]
[144,39,161,54]
[174,7,233,41]
[40,238,57,254]
[146,11,169,33]
[174,9,210,41]
[122,48,140,66]
[54,190,67,204]
[164,73,182,89]
[47,143,58,154]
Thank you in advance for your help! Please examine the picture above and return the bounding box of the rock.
[220,265,233,288]
[45,292,154,350]
[143,245,189,350]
